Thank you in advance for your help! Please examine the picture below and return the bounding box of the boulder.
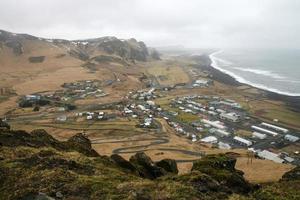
[155,159,178,174]
[129,152,166,179]
[0,119,10,130]
[110,154,137,173]
[192,154,236,172]
[281,166,300,181]
[192,154,253,194]
[66,133,99,157]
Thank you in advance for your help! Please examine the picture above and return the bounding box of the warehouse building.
[233,136,252,146]
[252,132,267,140]
[284,134,299,142]
[261,122,289,133]
[251,125,278,136]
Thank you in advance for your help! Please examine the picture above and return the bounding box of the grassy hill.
[0,127,299,200]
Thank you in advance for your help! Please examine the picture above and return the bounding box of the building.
[252,132,267,139]
[56,115,67,122]
[215,129,231,137]
[284,134,299,142]
[218,142,231,149]
[251,125,278,136]
[124,108,133,114]
[201,119,226,130]
[200,136,218,143]
[219,100,241,109]
[261,122,289,133]
[25,95,41,101]
[257,150,284,163]
[220,112,240,122]
[191,134,197,142]
[233,136,252,146]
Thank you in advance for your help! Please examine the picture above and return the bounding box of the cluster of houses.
[130,88,158,101]
[165,118,197,142]
[163,95,299,164]
[56,111,115,122]
[122,89,161,128]
[50,80,107,102]
[171,95,243,122]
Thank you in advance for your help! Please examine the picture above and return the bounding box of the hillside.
[0,29,159,114]
[0,29,159,63]
[0,127,299,200]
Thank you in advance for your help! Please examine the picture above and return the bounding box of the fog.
[0,0,299,48]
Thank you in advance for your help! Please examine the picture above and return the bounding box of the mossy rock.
[155,159,178,174]
[129,152,167,179]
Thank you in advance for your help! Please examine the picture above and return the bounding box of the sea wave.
[233,67,286,80]
[209,51,300,97]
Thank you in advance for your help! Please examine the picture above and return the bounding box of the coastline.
[193,53,300,111]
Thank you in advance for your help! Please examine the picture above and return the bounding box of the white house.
[251,125,278,136]
[201,136,218,143]
[257,150,284,163]
[252,132,267,139]
[284,134,299,142]
[261,122,289,133]
[233,136,252,146]
[220,112,240,122]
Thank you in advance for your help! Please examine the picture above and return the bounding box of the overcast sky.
[0,0,299,48]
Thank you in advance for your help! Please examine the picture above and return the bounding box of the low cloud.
[0,0,299,48]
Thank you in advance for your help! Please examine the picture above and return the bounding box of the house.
[284,134,299,142]
[257,150,284,163]
[56,115,67,122]
[25,95,41,101]
[218,142,231,149]
[200,136,218,144]
[215,129,231,137]
[146,100,155,106]
[192,134,197,142]
[219,100,241,109]
[208,111,218,116]
[220,112,240,122]
[201,119,226,130]
[252,132,267,139]
[124,108,133,114]
[233,136,252,146]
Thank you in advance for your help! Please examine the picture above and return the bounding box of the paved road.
[92,135,203,163]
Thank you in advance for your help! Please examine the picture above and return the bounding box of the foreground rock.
[0,129,98,157]
[1,128,299,199]
[192,154,254,194]
[156,158,178,174]
[281,166,300,181]
[129,152,167,179]
[0,118,10,130]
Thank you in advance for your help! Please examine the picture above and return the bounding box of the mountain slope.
[0,127,299,200]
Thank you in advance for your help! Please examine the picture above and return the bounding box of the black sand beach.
[193,54,300,112]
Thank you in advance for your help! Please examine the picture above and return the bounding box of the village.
[4,75,300,167]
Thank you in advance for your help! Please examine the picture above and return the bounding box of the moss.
[1,130,300,199]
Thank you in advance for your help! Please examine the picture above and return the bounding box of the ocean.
[209,49,300,96]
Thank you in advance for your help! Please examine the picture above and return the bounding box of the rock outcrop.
[192,154,253,194]
[129,152,167,179]
[1,128,299,199]
[0,129,98,157]
[281,166,300,181]
[65,133,99,157]
[155,158,178,174]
